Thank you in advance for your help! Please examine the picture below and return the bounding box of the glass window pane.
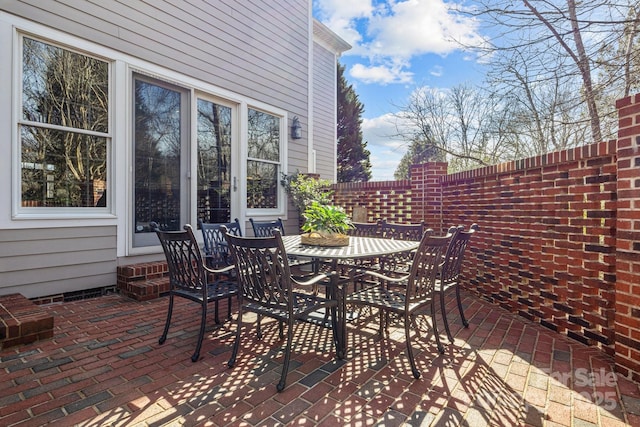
[21,126,107,207]
[247,160,277,209]
[247,109,279,162]
[197,99,232,223]
[22,37,108,133]
[134,80,181,232]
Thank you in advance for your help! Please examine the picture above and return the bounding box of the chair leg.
[439,290,454,343]
[228,306,243,368]
[159,294,174,345]
[213,300,221,324]
[431,299,445,354]
[378,310,385,338]
[278,321,284,339]
[404,312,420,379]
[277,320,295,392]
[227,296,232,320]
[328,304,343,359]
[455,285,469,327]
[257,314,263,339]
[192,302,208,362]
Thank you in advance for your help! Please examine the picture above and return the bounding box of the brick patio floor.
[1,291,639,426]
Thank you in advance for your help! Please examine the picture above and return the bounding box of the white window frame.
[243,102,289,220]
[12,32,115,220]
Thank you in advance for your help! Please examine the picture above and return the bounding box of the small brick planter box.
[0,293,54,349]
[117,262,170,301]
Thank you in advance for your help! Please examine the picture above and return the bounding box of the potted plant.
[300,201,355,247]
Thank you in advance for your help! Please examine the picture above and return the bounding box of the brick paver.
[1,291,638,426]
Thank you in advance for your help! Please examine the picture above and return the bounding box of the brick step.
[117,262,170,301]
[0,293,54,349]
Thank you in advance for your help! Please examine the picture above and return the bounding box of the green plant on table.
[301,201,355,235]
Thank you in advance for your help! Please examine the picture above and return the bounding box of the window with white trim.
[246,108,282,210]
[20,36,109,209]
[13,31,287,241]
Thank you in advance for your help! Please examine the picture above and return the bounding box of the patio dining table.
[281,234,420,356]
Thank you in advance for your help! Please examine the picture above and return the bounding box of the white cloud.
[365,0,482,58]
[315,0,485,85]
[350,63,413,85]
[314,0,373,51]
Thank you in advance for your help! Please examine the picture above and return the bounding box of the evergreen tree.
[337,63,371,182]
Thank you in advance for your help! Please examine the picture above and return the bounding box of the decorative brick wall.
[333,180,414,224]
[440,140,617,357]
[332,96,640,381]
[614,94,640,382]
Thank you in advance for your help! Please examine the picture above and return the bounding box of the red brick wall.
[614,94,640,382]
[410,162,447,231]
[331,97,640,380]
[333,180,414,224]
[439,141,617,357]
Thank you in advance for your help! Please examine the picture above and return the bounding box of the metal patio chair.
[223,228,343,392]
[379,219,426,276]
[249,217,285,237]
[437,223,479,343]
[347,229,452,378]
[152,223,238,362]
[348,220,381,237]
[198,218,243,323]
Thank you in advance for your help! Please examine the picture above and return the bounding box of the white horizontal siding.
[312,43,337,180]
[5,0,310,115]
[0,226,117,298]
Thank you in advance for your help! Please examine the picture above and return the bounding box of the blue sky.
[312,0,489,180]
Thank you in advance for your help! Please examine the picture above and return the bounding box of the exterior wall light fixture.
[291,116,302,139]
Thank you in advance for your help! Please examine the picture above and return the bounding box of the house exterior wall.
[331,96,640,382]
[312,43,338,181]
[0,1,348,298]
[0,226,117,299]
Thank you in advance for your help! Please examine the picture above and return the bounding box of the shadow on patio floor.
[1,291,639,426]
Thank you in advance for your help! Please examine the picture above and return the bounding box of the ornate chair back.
[348,221,381,237]
[249,217,285,237]
[381,219,426,241]
[198,218,242,269]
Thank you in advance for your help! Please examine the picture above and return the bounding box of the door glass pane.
[134,80,181,233]
[197,99,232,223]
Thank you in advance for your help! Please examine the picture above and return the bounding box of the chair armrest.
[358,269,409,283]
[203,264,235,275]
[291,271,336,288]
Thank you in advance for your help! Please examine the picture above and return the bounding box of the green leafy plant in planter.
[300,201,355,247]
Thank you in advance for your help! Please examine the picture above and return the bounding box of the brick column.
[615,94,640,382]
[410,162,447,232]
